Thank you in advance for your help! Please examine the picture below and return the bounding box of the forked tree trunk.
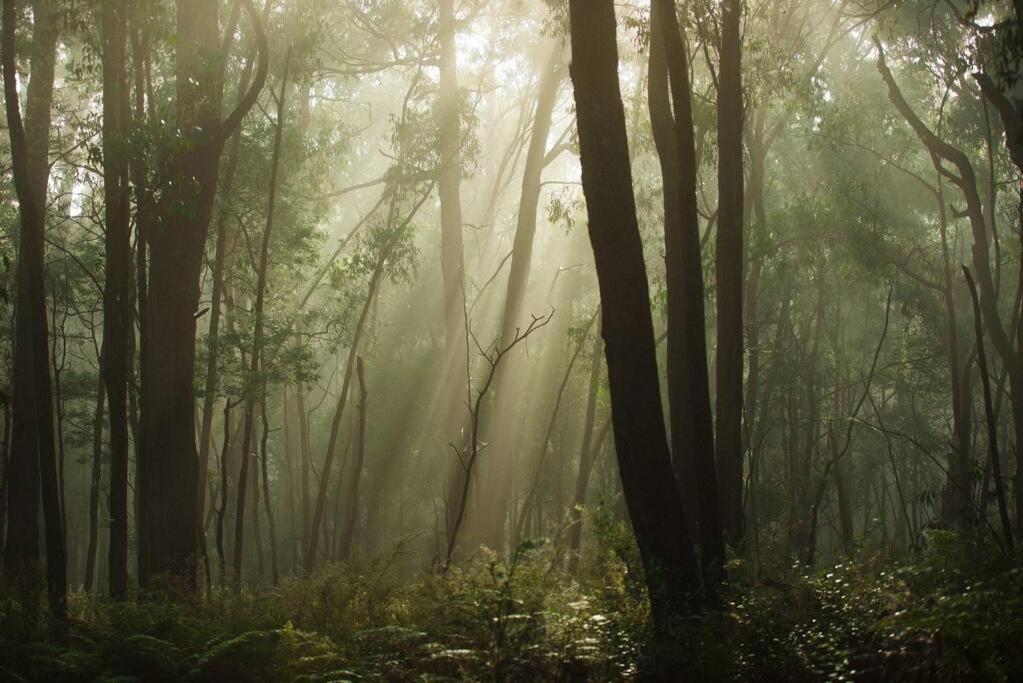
[650,0,725,593]
[567,0,700,632]
[138,0,266,589]
[1,0,66,618]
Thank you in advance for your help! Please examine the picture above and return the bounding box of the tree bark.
[650,0,726,594]
[138,0,266,589]
[964,267,1014,551]
[567,0,700,631]
[1,0,66,618]
[101,0,132,600]
[715,0,745,544]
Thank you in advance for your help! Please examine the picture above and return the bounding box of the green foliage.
[2,533,1022,680]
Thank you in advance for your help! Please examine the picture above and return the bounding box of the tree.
[649,0,725,592]
[567,0,700,633]
[715,0,745,543]
[1,0,66,618]
[100,0,131,600]
[476,41,565,551]
[137,0,267,589]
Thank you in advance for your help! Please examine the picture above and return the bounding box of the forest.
[0,0,1021,679]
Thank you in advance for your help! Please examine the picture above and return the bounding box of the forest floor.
[1,531,1021,681]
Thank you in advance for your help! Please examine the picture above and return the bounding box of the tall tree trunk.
[475,41,564,551]
[715,0,745,543]
[650,0,726,594]
[83,349,105,588]
[258,384,280,584]
[297,374,312,565]
[935,177,972,529]
[567,0,700,633]
[84,356,107,592]
[215,400,232,585]
[138,0,266,589]
[197,1,265,553]
[437,0,468,544]
[232,50,290,585]
[0,395,10,551]
[2,0,66,618]
[964,267,1015,550]
[101,0,132,600]
[306,227,397,574]
[877,41,1023,529]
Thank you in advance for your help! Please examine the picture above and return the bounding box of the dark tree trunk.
[1,0,66,618]
[567,0,700,631]
[215,400,232,585]
[878,42,1023,529]
[297,375,312,564]
[650,0,725,594]
[964,267,1014,551]
[715,0,745,544]
[138,0,266,589]
[101,0,132,600]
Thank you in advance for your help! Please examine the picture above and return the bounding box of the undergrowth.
[0,530,1020,681]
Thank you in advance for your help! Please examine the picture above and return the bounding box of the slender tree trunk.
[567,0,700,632]
[216,400,232,585]
[197,8,262,546]
[84,354,107,592]
[339,358,369,562]
[567,327,604,572]
[297,375,312,565]
[101,0,132,600]
[964,267,1014,550]
[306,228,397,574]
[0,395,10,550]
[259,384,280,584]
[715,0,745,543]
[232,50,290,585]
[437,0,468,546]
[476,41,564,551]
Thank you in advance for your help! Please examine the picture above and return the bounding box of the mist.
[1,0,1022,679]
